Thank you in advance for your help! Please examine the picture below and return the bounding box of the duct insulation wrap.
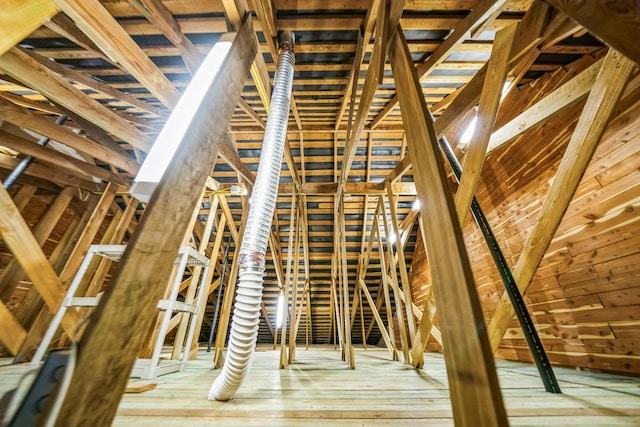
[209,44,295,401]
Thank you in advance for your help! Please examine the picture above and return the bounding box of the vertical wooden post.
[338,195,354,368]
[389,27,508,426]
[287,207,302,364]
[279,193,297,368]
[385,182,416,343]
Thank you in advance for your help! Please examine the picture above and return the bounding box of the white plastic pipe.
[209,32,295,401]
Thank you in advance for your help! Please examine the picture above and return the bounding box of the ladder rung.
[64,296,101,307]
[156,300,198,313]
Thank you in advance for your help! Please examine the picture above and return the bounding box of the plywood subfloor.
[2,345,640,426]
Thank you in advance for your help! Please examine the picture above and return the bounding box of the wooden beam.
[0,47,152,151]
[337,197,354,368]
[0,130,131,187]
[44,12,112,63]
[0,98,140,174]
[279,193,297,368]
[334,1,379,130]
[0,153,97,191]
[454,24,516,226]
[221,0,272,111]
[487,48,635,351]
[0,300,27,355]
[433,1,550,135]
[385,153,412,184]
[129,0,203,75]
[359,278,395,357]
[487,57,604,152]
[339,0,402,187]
[0,182,82,337]
[544,0,640,67]
[277,181,417,195]
[11,183,38,211]
[0,0,58,56]
[287,206,303,363]
[237,97,266,129]
[25,48,169,119]
[0,186,75,302]
[372,212,397,353]
[389,27,507,426]
[385,182,416,343]
[371,0,509,128]
[378,196,410,362]
[218,132,256,185]
[53,17,256,425]
[50,0,181,109]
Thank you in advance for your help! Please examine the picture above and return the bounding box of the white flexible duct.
[209,32,295,401]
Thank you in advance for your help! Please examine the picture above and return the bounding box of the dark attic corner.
[0,0,639,426]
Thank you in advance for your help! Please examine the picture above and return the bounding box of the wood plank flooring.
[1,345,640,426]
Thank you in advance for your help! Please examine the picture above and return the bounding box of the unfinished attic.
[1,0,639,425]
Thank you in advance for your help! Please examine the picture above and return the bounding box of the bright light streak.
[388,232,397,244]
[460,116,478,145]
[276,294,285,328]
[130,36,234,202]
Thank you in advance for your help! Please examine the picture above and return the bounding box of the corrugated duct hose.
[208,31,295,401]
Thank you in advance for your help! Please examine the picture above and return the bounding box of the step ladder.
[31,244,211,379]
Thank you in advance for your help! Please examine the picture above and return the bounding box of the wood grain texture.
[52,17,257,426]
[371,0,510,128]
[0,47,152,150]
[488,49,635,351]
[0,0,59,56]
[454,23,516,226]
[0,182,82,336]
[545,0,640,67]
[0,299,27,354]
[389,27,507,426]
[488,57,603,152]
[0,97,140,174]
[51,0,181,109]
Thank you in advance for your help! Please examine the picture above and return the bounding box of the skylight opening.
[276,293,285,328]
[460,115,478,145]
[130,34,235,202]
[500,81,512,102]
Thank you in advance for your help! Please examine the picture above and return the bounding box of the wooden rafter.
[0,183,83,347]
[128,0,203,75]
[0,97,139,174]
[371,0,510,128]
[339,0,402,188]
[0,47,152,151]
[51,0,181,109]
[487,57,604,153]
[0,186,75,302]
[0,0,58,56]
[0,130,130,187]
[454,23,516,226]
[544,0,640,67]
[487,48,635,351]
